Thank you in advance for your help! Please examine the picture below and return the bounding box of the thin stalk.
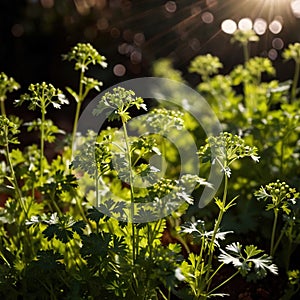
[4,127,27,217]
[168,216,190,254]
[40,102,46,178]
[243,42,249,63]
[136,227,140,258]
[50,190,63,217]
[147,224,152,259]
[273,226,287,255]
[96,169,99,208]
[207,270,239,296]
[204,174,228,289]
[285,240,292,271]
[0,99,5,116]
[291,61,300,102]
[270,210,278,257]
[209,174,228,255]
[122,121,136,263]
[71,69,84,156]
[157,288,169,300]
[161,137,167,177]
[207,263,225,283]
[193,238,206,298]
[280,139,285,177]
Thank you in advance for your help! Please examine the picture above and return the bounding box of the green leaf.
[87,207,105,223]
[0,72,20,101]
[65,86,79,103]
[219,242,278,278]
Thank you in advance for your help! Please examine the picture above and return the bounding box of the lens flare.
[269,19,283,34]
[221,19,237,34]
[238,18,253,31]
[291,0,300,17]
[253,18,267,35]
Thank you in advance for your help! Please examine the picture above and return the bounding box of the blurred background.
[1,0,300,125]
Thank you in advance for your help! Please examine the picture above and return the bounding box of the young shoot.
[16,82,68,177]
[62,43,107,153]
[0,72,20,116]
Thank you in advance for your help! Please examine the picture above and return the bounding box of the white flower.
[175,267,185,281]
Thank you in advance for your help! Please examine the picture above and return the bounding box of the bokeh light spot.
[253,18,267,35]
[130,51,142,64]
[123,29,133,42]
[268,49,278,60]
[11,24,24,37]
[272,38,284,50]
[206,0,217,8]
[165,1,177,13]
[201,12,214,24]
[134,32,145,46]
[118,43,128,55]
[110,27,120,38]
[190,5,201,15]
[269,20,282,34]
[291,0,300,17]
[238,18,253,31]
[97,18,109,31]
[189,38,201,51]
[113,64,126,76]
[221,19,237,34]
[41,0,54,8]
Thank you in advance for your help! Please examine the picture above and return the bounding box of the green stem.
[96,170,99,208]
[0,99,5,116]
[71,69,84,156]
[243,42,249,63]
[207,270,239,296]
[51,191,63,217]
[291,61,300,102]
[285,240,292,271]
[280,139,285,177]
[147,224,152,259]
[207,263,225,283]
[205,174,228,289]
[161,137,167,177]
[273,226,286,255]
[122,121,136,263]
[168,216,190,254]
[40,103,46,178]
[270,210,278,257]
[4,126,27,217]
[157,288,169,300]
[210,174,228,254]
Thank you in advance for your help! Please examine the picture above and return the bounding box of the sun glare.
[291,0,300,17]
[221,19,237,34]
[238,18,253,30]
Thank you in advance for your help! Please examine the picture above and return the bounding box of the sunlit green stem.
[270,209,278,257]
[40,103,46,177]
[0,99,5,116]
[4,126,27,217]
[161,137,167,178]
[280,138,285,177]
[122,120,136,263]
[210,174,228,254]
[243,42,249,63]
[71,69,84,156]
[204,172,228,291]
[291,61,300,102]
[207,270,239,297]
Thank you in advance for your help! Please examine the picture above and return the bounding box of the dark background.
[1,0,300,130]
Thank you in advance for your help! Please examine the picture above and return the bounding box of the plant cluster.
[0,36,299,300]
